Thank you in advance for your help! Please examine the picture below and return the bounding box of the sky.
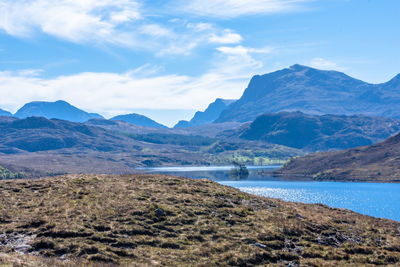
[0,0,399,126]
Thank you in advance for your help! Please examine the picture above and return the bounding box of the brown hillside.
[0,174,400,266]
[275,133,400,182]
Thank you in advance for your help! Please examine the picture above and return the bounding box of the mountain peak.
[14,100,103,122]
[174,98,236,128]
[216,65,400,123]
[289,64,312,71]
[110,113,167,128]
[54,100,70,104]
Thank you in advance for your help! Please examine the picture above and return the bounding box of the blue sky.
[0,0,399,126]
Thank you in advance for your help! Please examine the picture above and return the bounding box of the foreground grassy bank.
[0,175,400,266]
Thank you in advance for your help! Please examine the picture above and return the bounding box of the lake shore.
[139,166,400,221]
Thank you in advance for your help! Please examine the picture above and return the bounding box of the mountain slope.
[0,116,136,154]
[1,174,399,266]
[232,111,400,151]
[0,108,12,117]
[216,64,400,122]
[174,98,235,128]
[0,117,300,175]
[111,113,167,128]
[14,100,103,122]
[276,132,400,181]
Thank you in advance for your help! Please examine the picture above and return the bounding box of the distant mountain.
[110,113,167,128]
[275,132,400,182]
[231,111,400,151]
[14,100,103,123]
[0,108,12,117]
[174,98,235,128]
[216,64,400,122]
[174,120,191,128]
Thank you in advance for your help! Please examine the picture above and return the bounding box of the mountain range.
[0,100,168,128]
[216,64,400,122]
[228,111,400,151]
[174,98,235,128]
[1,64,400,179]
[4,63,400,130]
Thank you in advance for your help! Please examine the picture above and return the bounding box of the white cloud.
[16,69,44,77]
[125,64,164,77]
[139,24,172,37]
[217,45,273,55]
[180,0,312,18]
[0,0,142,46]
[0,1,247,56]
[157,42,199,56]
[0,70,240,118]
[186,22,214,32]
[155,22,244,56]
[209,29,242,44]
[309,57,344,71]
[0,49,268,122]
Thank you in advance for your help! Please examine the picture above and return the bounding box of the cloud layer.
[0,48,272,120]
[180,0,311,18]
[0,0,309,54]
[0,0,141,46]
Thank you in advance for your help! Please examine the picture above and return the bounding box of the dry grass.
[0,174,399,266]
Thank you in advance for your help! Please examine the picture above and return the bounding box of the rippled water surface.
[141,166,400,221]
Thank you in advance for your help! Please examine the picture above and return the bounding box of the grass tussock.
[0,174,399,266]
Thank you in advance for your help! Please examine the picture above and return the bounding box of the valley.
[0,116,299,177]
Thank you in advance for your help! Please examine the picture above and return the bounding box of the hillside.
[0,116,137,154]
[231,111,400,151]
[14,100,103,123]
[0,109,11,117]
[88,118,245,138]
[1,174,399,266]
[216,64,400,123]
[276,132,400,181]
[174,98,235,128]
[111,113,167,128]
[0,117,300,175]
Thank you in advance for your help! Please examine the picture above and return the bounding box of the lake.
[140,166,400,222]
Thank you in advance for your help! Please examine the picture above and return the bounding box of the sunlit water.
[140,166,400,221]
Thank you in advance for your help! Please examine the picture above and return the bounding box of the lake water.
[139,166,400,222]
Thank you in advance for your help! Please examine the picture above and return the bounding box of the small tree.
[230,161,249,180]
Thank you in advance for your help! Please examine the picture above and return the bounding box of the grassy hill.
[0,174,399,266]
[275,132,400,182]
